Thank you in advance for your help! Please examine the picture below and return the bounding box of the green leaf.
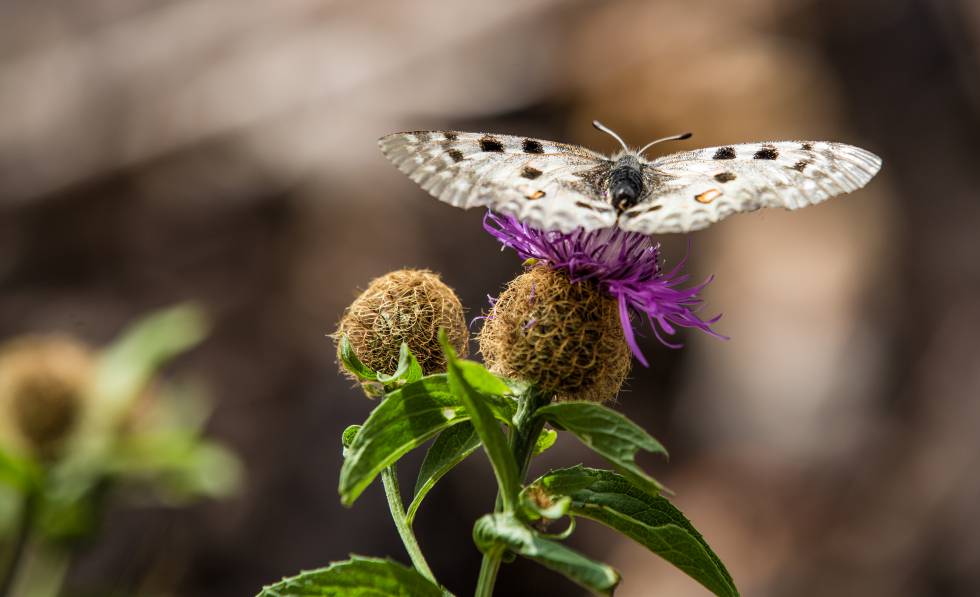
[256,555,447,597]
[441,332,519,512]
[406,423,481,524]
[341,425,361,450]
[473,513,620,595]
[0,447,40,492]
[533,428,558,456]
[34,489,100,542]
[337,334,377,381]
[94,304,209,419]
[521,489,572,521]
[537,401,667,494]
[340,376,467,506]
[0,486,19,536]
[376,343,424,386]
[104,431,243,502]
[532,466,739,597]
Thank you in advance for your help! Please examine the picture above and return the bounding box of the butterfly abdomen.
[608,156,645,212]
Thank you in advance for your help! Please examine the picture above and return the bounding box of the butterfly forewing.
[379,131,617,232]
[380,129,882,235]
[619,141,882,234]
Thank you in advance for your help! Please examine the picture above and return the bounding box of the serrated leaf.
[338,335,377,381]
[537,401,667,494]
[340,376,464,505]
[441,333,519,512]
[256,555,447,597]
[532,466,739,597]
[340,358,517,508]
[472,513,620,595]
[450,358,512,397]
[406,422,480,524]
[376,343,424,386]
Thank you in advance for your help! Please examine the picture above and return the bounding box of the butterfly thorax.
[607,153,646,213]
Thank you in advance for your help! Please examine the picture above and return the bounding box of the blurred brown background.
[1,0,979,595]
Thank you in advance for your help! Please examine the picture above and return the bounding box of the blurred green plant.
[0,304,242,597]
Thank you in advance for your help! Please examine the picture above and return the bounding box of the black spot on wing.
[410,131,432,143]
[447,149,464,163]
[521,166,542,180]
[753,146,779,160]
[714,172,736,183]
[574,201,597,211]
[801,142,813,151]
[443,132,458,141]
[479,136,505,152]
[522,138,544,153]
[713,146,736,160]
[792,159,811,172]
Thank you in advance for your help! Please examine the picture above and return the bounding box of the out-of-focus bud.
[0,335,95,459]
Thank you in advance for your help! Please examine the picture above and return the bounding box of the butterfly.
[378,121,882,234]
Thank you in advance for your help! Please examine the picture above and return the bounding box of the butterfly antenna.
[638,132,693,156]
[592,120,629,152]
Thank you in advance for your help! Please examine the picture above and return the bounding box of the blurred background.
[1,0,979,595]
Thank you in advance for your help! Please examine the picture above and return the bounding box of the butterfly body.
[379,126,881,234]
[607,154,646,212]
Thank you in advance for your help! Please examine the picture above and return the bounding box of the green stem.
[6,544,69,597]
[0,493,34,597]
[381,465,436,584]
[474,387,548,597]
[474,546,504,597]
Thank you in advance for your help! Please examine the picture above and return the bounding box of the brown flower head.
[479,266,630,403]
[336,269,468,376]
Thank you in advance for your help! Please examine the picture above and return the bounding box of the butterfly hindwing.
[619,141,882,234]
[379,131,618,232]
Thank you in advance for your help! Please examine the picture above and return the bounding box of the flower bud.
[336,269,468,376]
[0,335,95,458]
[479,266,630,403]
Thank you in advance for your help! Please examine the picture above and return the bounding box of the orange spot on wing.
[695,189,722,204]
[527,190,546,200]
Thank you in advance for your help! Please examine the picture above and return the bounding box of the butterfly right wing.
[379,131,618,232]
[620,140,882,234]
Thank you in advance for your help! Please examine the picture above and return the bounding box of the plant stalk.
[474,545,504,597]
[381,465,437,584]
[0,493,35,597]
[474,387,548,597]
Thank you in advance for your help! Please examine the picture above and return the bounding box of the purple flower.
[483,211,724,366]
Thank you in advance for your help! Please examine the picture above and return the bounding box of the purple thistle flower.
[483,211,724,366]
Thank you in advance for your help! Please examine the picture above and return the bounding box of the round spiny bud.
[336,269,468,376]
[479,266,630,403]
[0,335,95,458]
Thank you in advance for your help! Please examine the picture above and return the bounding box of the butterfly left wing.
[379,130,618,232]
[620,140,882,234]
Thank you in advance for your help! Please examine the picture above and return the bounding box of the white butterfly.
[378,121,882,234]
